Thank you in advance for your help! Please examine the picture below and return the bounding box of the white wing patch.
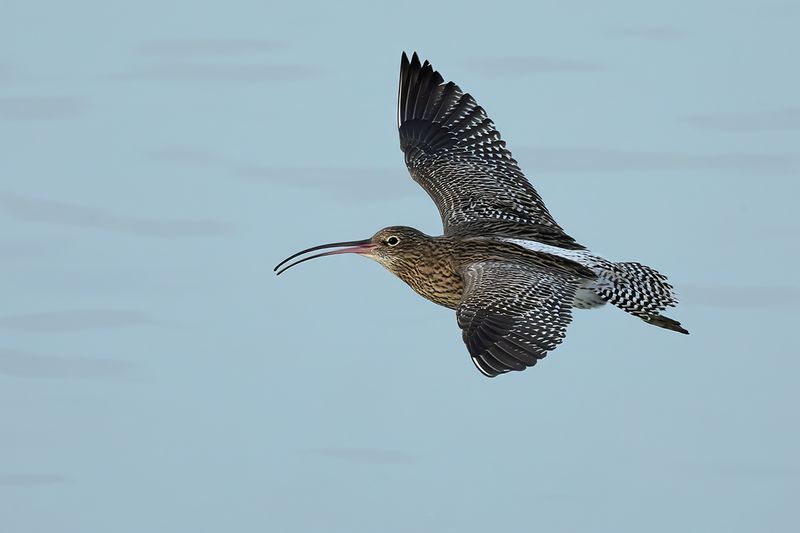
[501,238,601,266]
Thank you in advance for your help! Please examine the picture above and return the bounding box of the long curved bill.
[274,238,376,276]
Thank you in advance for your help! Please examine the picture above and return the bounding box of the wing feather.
[398,52,583,250]
[457,261,579,377]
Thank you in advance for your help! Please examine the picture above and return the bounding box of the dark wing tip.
[401,51,421,63]
[397,51,452,152]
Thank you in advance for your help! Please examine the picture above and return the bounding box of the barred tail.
[595,261,689,334]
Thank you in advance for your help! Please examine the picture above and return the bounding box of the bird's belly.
[573,286,607,309]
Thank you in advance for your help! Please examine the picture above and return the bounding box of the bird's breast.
[395,258,464,309]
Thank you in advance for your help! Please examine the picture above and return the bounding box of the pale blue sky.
[2,1,799,532]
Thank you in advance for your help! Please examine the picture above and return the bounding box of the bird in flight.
[275,52,688,377]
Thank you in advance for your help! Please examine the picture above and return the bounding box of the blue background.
[2,1,798,531]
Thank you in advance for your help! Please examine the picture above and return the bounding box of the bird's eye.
[386,236,400,246]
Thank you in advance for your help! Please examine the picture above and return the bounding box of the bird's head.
[274,226,430,276]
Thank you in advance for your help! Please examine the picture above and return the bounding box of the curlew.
[275,52,688,378]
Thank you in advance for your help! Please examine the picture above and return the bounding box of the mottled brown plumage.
[365,227,594,310]
[274,52,688,378]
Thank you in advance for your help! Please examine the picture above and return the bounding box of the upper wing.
[457,261,579,377]
[398,52,582,249]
